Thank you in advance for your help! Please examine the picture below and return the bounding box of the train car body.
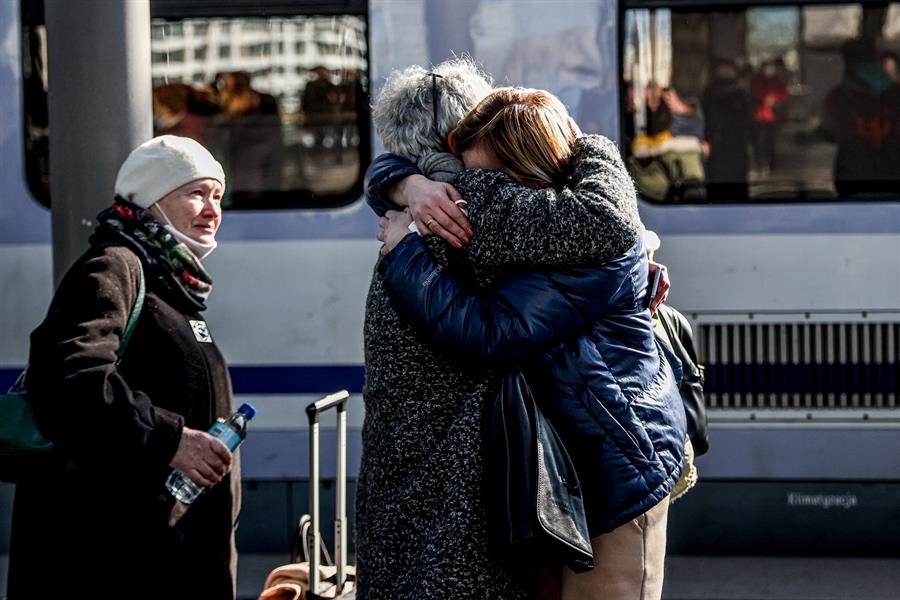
[1,0,899,555]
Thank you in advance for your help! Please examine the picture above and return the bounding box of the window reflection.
[21,14,369,210]
[623,3,900,203]
[22,23,49,206]
[150,16,369,210]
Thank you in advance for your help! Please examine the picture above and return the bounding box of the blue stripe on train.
[3,363,895,397]
[0,369,21,391]
[0,365,366,395]
[228,365,365,394]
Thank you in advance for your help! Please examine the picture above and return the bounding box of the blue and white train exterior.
[1,0,899,553]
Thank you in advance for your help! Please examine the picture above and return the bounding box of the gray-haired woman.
[358,62,666,599]
[8,136,240,600]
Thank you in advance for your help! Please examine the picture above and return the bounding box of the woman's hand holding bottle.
[169,427,232,488]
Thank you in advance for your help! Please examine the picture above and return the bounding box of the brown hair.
[451,87,575,187]
[218,71,261,118]
[152,83,191,117]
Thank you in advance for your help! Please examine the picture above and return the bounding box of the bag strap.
[117,260,145,361]
[657,307,699,380]
[9,258,145,391]
[656,306,675,346]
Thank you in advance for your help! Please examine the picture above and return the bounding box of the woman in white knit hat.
[8,136,240,600]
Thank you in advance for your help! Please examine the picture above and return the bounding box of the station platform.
[662,556,900,600]
[4,553,899,599]
[191,554,900,600]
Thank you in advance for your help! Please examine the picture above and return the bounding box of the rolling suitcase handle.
[306,390,350,597]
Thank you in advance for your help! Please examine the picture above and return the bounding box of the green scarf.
[94,198,213,307]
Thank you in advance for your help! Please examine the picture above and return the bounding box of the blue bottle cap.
[238,402,257,419]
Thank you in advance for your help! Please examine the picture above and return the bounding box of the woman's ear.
[447,129,459,156]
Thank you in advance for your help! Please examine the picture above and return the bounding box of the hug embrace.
[358,59,688,600]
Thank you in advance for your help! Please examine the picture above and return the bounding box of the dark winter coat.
[8,242,239,600]
[822,71,900,197]
[359,135,644,598]
[702,78,752,188]
[378,233,687,535]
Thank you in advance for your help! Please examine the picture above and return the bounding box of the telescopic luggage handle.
[306,390,350,423]
[306,390,350,597]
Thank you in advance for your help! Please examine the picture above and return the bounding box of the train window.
[621,2,900,203]
[153,14,369,210]
[22,1,49,207]
[21,2,370,211]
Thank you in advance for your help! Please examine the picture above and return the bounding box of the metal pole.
[335,403,348,592]
[44,0,152,285]
[309,415,321,593]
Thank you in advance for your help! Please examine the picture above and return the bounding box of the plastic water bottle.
[166,402,256,504]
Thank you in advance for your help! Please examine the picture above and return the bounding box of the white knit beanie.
[114,135,225,208]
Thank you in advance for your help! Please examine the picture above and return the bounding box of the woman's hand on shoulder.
[393,174,473,248]
[377,209,415,255]
[648,260,671,314]
[170,426,233,488]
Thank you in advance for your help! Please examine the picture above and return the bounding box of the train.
[1,0,899,557]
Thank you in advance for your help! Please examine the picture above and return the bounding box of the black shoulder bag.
[487,369,594,573]
[656,305,710,456]
[0,262,145,483]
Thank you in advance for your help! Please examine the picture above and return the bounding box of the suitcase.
[259,390,356,600]
[305,390,355,599]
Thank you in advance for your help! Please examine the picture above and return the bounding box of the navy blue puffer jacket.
[378,233,687,535]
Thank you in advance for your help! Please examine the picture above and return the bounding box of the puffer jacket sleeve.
[378,233,633,364]
[364,153,421,216]
[458,135,642,270]
[25,246,184,469]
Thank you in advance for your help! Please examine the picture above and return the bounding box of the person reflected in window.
[662,87,705,150]
[23,25,50,198]
[702,58,752,200]
[301,65,337,112]
[644,82,672,137]
[631,84,707,203]
[152,83,221,143]
[622,82,637,150]
[881,51,900,85]
[334,68,368,160]
[734,56,754,94]
[337,68,365,115]
[209,71,283,207]
[822,39,900,198]
[301,65,339,148]
[750,60,787,177]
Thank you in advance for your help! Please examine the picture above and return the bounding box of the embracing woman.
[359,84,685,600]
